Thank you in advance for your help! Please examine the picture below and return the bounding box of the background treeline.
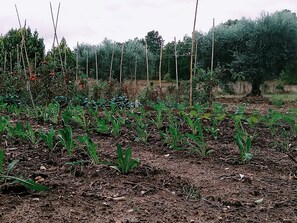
[0,10,297,96]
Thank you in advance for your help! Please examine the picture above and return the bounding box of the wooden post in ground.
[109,42,115,81]
[145,39,149,87]
[17,44,20,74]
[95,50,98,84]
[76,42,79,82]
[3,52,7,74]
[174,37,179,90]
[15,4,36,110]
[119,43,124,85]
[158,42,163,88]
[190,0,199,107]
[194,34,198,76]
[134,56,138,99]
[210,18,215,103]
[9,52,12,74]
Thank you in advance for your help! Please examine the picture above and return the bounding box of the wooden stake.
[95,50,98,83]
[145,39,149,87]
[17,44,20,74]
[3,52,7,74]
[50,2,66,83]
[174,37,179,90]
[134,56,138,99]
[86,51,89,78]
[119,43,124,84]
[194,34,198,76]
[15,5,36,110]
[190,0,199,107]
[158,42,163,88]
[76,42,79,82]
[109,42,115,81]
[210,18,215,79]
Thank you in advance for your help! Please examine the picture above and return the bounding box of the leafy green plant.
[58,126,76,155]
[95,117,110,135]
[7,122,26,140]
[78,134,100,164]
[129,109,149,143]
[153,102,166,129]
[162,114,185,150]
[61,107,73,126]
[72,106,90,130]
[46,103,60,124]
[110,145,140,174]
[0,116,10,133]
[186,117,213,157]
[235,132,253,163]
[25,122,36,144]
[105,110,123,138]
[39,127,57,150]
[0,149,48,191]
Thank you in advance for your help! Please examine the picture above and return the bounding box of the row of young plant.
[1,100,297,163]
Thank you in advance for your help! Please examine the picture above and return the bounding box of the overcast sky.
[0,0,296,50]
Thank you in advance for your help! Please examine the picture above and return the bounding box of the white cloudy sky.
[0,0,296,50]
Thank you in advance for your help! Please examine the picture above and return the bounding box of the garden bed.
[0,100,297,223]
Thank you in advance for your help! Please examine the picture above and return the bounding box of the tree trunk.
[247,81,262,97]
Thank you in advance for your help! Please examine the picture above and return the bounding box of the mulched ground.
[0,99,297,223]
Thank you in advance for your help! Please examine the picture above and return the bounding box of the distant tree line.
[0,10,296,95]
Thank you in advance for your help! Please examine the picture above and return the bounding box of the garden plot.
[0,101,297,222]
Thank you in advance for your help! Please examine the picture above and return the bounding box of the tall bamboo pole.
[86,51,89,78]
[210,18,215,78]
[194,35,198,76]
[134,56,138,99]
[10,52,12,74]
[95,51,98,83]
[17,44,20,74]
[145,39,149,87]
[210,18,215,104]
[174,37,179,90]
[3,52,7,73]
[190,0,199,107]
[15,5,36,110]
[50,2,66,83]
[76,42,79,82]
[109,42,115,81]
[119,43,124,84]
[158,42,163,88]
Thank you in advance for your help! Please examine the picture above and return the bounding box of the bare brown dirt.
[0,100,297,223]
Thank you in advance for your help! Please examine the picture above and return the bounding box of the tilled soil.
[0,102,297,223]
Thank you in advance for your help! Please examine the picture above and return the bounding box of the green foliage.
[39,127,56,150]
[78,134,100,164]
[58,126,76,155]
[95,117,110,135]
[235,132,253,163]
[72,106,90,130]
[110,145,140,174]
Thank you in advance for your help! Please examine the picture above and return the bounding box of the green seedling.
[105,110,123,138]
[72,106,90,130]
[95,117,110,135]
[39,127,57,150]
[0,149,48,191]
[0,116,10,133]
[235,132,253,163]
[78,134,100,164]
[110,145,140,174]
[58,126,76,155]
[162,114,185,150]
[25,122,36,144]
[7,122,26,140]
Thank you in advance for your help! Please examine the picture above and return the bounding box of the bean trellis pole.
[119,43,124,84]
[174,37,179,90]
[49,2,66,84]
[109,42,115,81]
[158,42,163,88]
[15,5,36,110]
[145,39,149,87]
[190,0,199,107]
[95,50,98,83]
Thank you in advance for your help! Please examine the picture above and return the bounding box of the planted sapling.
[78,134,100,164]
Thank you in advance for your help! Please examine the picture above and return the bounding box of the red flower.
[50,71,55,78]
[30,74,37,81]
